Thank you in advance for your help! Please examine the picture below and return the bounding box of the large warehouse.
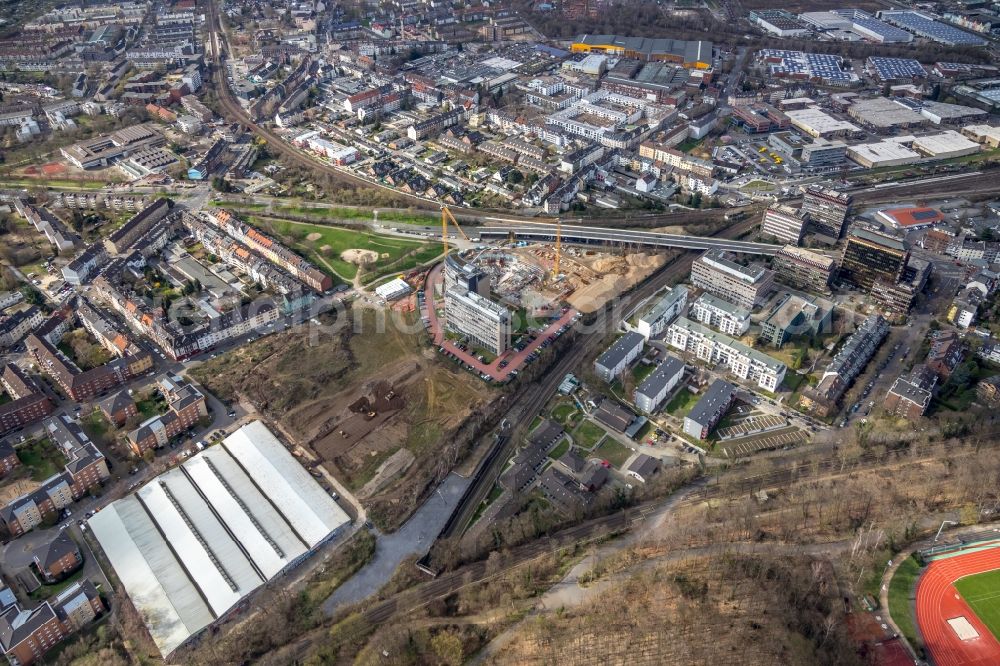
[89,421,350,657]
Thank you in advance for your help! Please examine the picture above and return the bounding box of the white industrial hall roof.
[89,421,350,657]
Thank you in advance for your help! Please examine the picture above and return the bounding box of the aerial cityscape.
[1,0,1000,663]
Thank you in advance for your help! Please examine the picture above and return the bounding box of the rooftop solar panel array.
[867,56,927,81]
[879,10,987,45]
[758,49,859,84]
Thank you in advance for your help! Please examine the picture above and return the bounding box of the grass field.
[255,217,427,279]
[594,438,632,469]
[887,555,921,648]
[955,568,1000,641]
[572,420,608,450]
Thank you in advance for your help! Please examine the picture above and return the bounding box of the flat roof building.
[633,286,688,340]
[443,287,511,356]
[571,35,713,68]
[691,250,775,310]
[668,318,786,391]
[690,293,751,337]
[785,107,861,138]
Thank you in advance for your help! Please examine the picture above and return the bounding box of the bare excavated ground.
[191,308,495,529]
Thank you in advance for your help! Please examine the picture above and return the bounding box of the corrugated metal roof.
[89,421,350,658]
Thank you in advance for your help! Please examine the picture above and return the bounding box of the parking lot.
[719,427,806,458]
[717,413,787,440]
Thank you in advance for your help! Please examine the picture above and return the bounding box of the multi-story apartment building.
[0,414,109,537]
[839,226,909,292]
[0,580,103,666]
[594,331,645,382]
[801,185,852,239]
[634,355,685,413]
[667,317,787,391]
[0,306,45,349]
[690,293,751,336]
[32,531,82,583]
[761,204,807,245]
[206,210,332,292]
[803,314,888,414]
[772,245,835,294]
[443,287,512,355]
[0,440,20,477]
[683,379,737,440]
[0,364,54,436]
[104,198,172,255]
[633,286,688,340]
[126,374,208,456]
[638,142,716,178]
[690,250,775,310]
[884,365,936,419]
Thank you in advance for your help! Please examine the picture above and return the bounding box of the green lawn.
[632,363,656,384]
[572,420,608,450]
[594,438,632,468]
[256,217,431,280]
[955,568,1000,642]
[665,388,700,416]
[551,403,578,425]
[783,372,806,392]
[548,438,570,460]
[16,439,62,481]
[887,555,922,648]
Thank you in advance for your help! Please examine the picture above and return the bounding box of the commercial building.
[374,278,411,302]
[634,355,686,413]
[761,204,807,245]
[832,10,914,43]
[667,318,787,391]
[750,10,810,36]
[89,421,351,658]
[690,293,750,336]
[878,10,987,46]
[633,285,688,340]
[682,379,736,440]
[846,138,921,168]
[876,206,945,230]
[773,245,836,294]
[570,35,713,68]
[801,185,851,239]
[757,50,859,86]
[760,294,833,347]
[594,331,645,382]
[911,130,980,159]
[443,287,512,355]
[848,97,926,131]
[866,57,926,82]
[785,108,861,139]
[839,226,909,292]
[801,139,848,168]
[691,250,775,310]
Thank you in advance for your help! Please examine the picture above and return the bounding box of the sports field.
[956,569,1000,642]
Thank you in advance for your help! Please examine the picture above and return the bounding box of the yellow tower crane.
[553,218,561,278]
[441,206,469,256]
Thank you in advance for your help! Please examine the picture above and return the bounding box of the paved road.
[321,472,470,615]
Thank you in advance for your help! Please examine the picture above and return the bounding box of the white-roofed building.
[88,421,349,658]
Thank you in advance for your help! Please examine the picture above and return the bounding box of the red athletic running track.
[916,548,1000,666]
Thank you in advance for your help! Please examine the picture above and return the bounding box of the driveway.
[321,472,469,615]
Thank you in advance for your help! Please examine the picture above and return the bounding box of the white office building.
[444,287,511,355]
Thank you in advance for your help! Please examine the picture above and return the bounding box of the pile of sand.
[341,248,379,265]
[306,232,323,242]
